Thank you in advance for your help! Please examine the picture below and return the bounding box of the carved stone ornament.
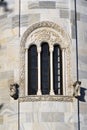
[73,81,81,97]
[10,83,19,100]
[20,21,72,97]
[19,95,73,102]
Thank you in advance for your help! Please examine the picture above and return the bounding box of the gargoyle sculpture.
[73,81,81,97]
[10,83,19,100]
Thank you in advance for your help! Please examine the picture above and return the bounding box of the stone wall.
[19,100,75,130]
[0,0,87,130]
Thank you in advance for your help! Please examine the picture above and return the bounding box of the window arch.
[53,44,63,95]
[28,45,38,95]
[20,21,72,97]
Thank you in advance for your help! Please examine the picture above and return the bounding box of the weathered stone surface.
[41,112,64,122]
[0,0,87,130]
[60,9,69,18]
[39,1,56,9]
[71,25,76,39]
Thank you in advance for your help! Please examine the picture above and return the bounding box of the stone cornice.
[19,95,73,102]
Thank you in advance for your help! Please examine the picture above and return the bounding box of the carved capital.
[49,46,54,52]
[37,46,41,53]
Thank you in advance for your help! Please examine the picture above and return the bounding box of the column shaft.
[62,49,66,95]
[37,47,41,95]
[50,47,54,95]
[25,48,28,96]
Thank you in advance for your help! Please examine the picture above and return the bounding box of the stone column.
[62,48,66,95]
[37,46,41,95]
[50,46,54,95]
[25,48,28,96]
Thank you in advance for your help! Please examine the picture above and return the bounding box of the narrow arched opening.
[41,42,50,95]
[28,45,38,95]
[53,44,63,95]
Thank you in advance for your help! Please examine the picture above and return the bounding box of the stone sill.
[19,95,74,102]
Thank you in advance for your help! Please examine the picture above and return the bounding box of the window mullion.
[62,48,66,95]
[50,46,54,95]
[37,46,41,95]
[25,48,28,96]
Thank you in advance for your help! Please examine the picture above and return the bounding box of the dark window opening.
[28,45,38,95]
[53,44,63,95]
[41,42,50,94]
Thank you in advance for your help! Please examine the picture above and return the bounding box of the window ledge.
[19,95,73,102]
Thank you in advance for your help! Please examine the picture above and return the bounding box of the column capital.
[37,46,41,53]
[25,47,28,50]
[61,48,66,51]
[49,46,54,52]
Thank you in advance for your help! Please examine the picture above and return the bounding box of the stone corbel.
[10,83,19,100]
[73,81,81,97]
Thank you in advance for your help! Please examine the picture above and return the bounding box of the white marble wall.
[0,0,87,130]
[19,101,76,130]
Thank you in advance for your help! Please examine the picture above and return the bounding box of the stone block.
[64,112,78,123]
[28,1,39,9]
[26,112,34,122]
[0,116,3,124]
[80,103,87,113]
[39,1,56,9]
[70,11,80,25]
[71,25,76,39]
[28,14,40,26]
[83,114,87,125]
[21,123,33,130]
[80,14,87,23]
[81,127,87,130]
[41,112,64,122]
[0,71,14,81]
[84,31,87,43]
[60,9,69,18]
[20,15,29,26]
[78,0,87,7]
[12,15,19,28]
[79,70,87,79]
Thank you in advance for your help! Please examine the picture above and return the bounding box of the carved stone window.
[20,21,72,97]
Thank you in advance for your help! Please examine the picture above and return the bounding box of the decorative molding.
[20,21,72,97]
[19,95,73,102]
[21,21,71,48]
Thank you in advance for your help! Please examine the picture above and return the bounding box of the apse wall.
[0,0,87,130]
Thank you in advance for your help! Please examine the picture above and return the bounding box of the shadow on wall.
[0,0,13,12]
[78,87,87,102]
[0,103,4,110]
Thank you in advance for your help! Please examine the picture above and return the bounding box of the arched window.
[53,45,63,95]
[28,45,38,95]
[41,42,50,94]
[20,22,72,97]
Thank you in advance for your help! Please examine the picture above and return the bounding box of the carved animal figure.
[73,81,81,97]
[10,83,19,100]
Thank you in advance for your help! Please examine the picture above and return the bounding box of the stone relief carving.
[20,21,72,97]
[26,28,68,48]
[73,81,81,97]
[19,95,73,102]
[10,83,19,100]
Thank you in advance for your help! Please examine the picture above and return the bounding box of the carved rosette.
[20,21,72,97]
